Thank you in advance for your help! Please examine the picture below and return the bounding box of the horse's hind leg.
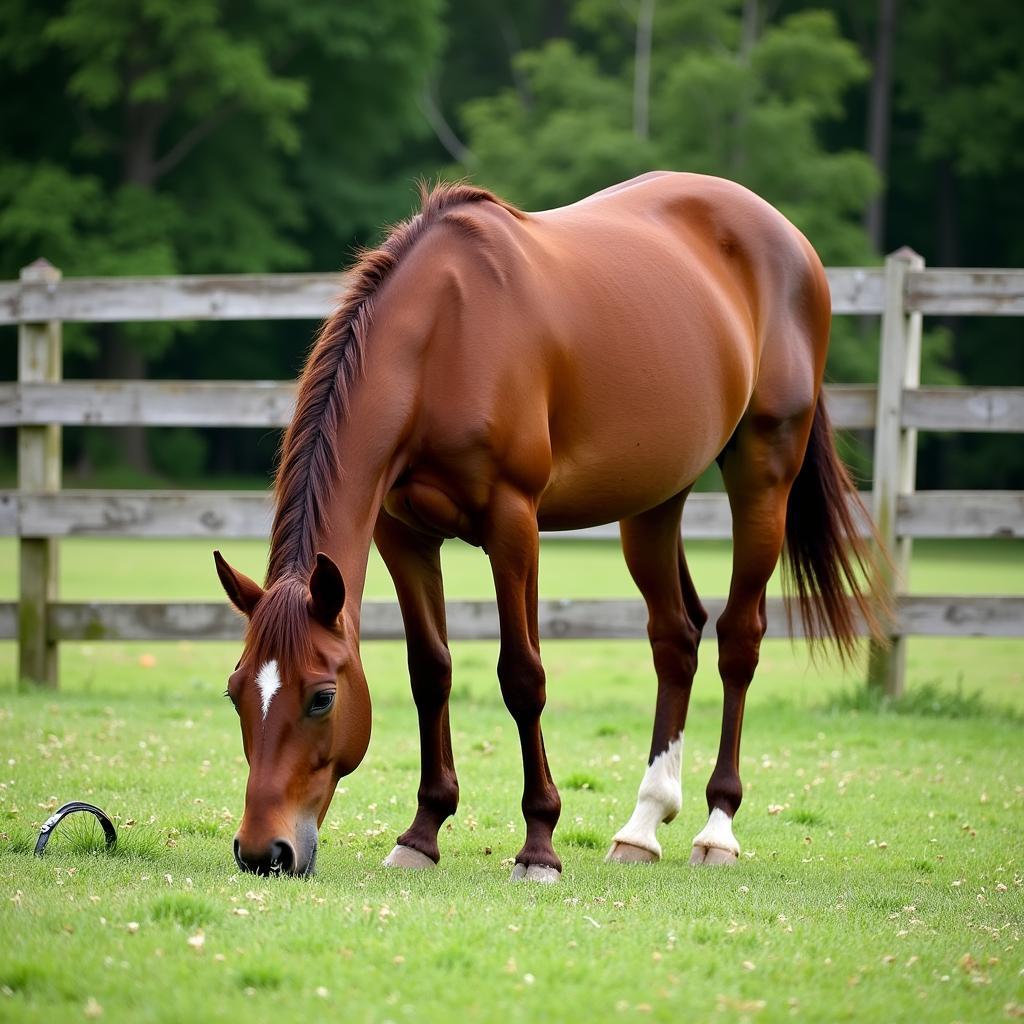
[374,513,458,869]
[607,492,707,863]
[691,410,812,866]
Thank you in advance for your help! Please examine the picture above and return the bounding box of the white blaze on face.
[256,660,281,721]
[610,732,684,858]
[692,807,740,856]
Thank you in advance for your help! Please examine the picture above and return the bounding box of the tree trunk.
[633,0,656,140]
[102,94,169,475]
[864,0,897,251]
[728,0,758,176]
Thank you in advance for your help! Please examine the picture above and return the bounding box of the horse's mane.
[266,181,523,587]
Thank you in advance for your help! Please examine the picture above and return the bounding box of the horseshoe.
[34,801,118,856]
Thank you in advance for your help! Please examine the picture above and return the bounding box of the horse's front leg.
[375,513,458,869]
[486,486,562,882]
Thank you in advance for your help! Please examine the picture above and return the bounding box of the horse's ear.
[214,550,264,617]
[309,552,346,628]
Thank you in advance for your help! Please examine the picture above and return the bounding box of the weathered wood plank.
[12,382,1021,438]
[9,272,352,324]
[43,598,769,642]
[13,490,274,539]
[825,268,885,315]
[902,387,1024,432]
[868,250,923,695]
[825,384,877,430]
[18,260,62,688]
[3,489,1019,540]
[6,381,296,427]
[898,491,1024,538]
[40,594,1024,643]
[13,381,1015,434]
[0,602,16,640]
[906,269,1024,316]
[5,266,1024,325]
[0,490,735,540]
[0,268,888,326]
[899,596,1024,637]
[2,380,881,429]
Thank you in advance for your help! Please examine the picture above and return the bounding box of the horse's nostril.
[270,839,295,874]
[233,835,296,875]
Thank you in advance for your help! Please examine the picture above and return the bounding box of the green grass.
[0,538,1022,1022]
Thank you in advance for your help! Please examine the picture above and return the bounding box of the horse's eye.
[307,690,335,717]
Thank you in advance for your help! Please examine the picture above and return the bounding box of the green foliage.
[896,0,1024,179]
[825,679,1021,722]
[0,0,445,279]
[459,3,877,264]
[1,0,1021,488]
[150,428,209,480]
[461,40,654,209]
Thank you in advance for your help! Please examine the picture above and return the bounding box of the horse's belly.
[540,321,749,532]
[538,379,741,530]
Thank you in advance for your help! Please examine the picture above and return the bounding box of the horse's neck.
[313,379,410,625]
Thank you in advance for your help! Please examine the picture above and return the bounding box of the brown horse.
[215,171,883,879]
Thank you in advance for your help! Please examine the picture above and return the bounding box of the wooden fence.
[2,251,1022,695]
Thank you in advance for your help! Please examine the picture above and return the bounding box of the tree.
[457,1,877,265]
[0,0,443,471]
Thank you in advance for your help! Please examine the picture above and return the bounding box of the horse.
[215,170,884,880]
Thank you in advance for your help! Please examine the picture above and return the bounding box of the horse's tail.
[782,395,890,662]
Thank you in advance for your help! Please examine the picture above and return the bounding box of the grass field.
[1,538,1022,1022]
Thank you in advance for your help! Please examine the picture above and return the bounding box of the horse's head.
[214,550,371,876]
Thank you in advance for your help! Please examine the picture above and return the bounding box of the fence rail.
[4,268,1024,325]
[5,382,1024,432]
[4,253,1023,694]
[1,488,1020,541]
[0,595,1020,644]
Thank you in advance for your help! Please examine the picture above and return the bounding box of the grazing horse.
[215,171,883,880]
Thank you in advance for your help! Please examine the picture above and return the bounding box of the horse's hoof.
[382,844,435,869]
[510,862,561,883]
[689,845,739,866]
[605,841,659,864]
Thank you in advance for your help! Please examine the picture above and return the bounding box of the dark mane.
[266,181,523,586]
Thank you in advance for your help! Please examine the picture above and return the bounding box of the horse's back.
[385,173,830,532]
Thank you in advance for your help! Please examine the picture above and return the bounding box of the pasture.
[1,537,1022,1022]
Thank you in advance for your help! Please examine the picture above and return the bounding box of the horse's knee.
[498,649,546,721]
[408,643,452,709]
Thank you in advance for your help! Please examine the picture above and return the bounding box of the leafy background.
[1,0,1021,489]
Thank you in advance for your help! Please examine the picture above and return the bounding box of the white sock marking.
[692,807,740,856]
[611,732,684,858]
[256,660,281,720]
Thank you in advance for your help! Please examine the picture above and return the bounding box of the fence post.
[867,247,925,696]
[18,259,62,688]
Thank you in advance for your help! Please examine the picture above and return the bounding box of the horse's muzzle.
[233,823,317,877]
